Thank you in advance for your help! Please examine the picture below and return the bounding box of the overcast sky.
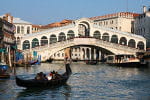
[0,0,150,25]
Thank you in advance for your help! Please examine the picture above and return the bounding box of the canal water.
[0,62,150,100]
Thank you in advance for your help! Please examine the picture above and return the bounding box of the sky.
[0,0,150,25]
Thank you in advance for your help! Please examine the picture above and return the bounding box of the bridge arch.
[41,36,48,46]
[128,39,136,48]
[76,18,92,37]
[67,30,75,39]
[102,33,109,42]
[23,40,30,50]
[111,35,118,44]
[50,34,57,44]
[119,37,127,45]
[58,32,66,41]
[137,41,145,50]
[93,31,101,39]
[32,38,39,48]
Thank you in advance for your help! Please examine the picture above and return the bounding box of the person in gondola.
[35,72,47,80]
[47,72,53,80]
[64,56,72,76]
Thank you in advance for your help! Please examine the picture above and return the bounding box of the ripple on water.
[0,63,150,100]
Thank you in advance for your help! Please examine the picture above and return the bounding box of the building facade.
[134,6,150,48]
[13,17,32,45]
[0,14,16,66]
[90,12,139,33]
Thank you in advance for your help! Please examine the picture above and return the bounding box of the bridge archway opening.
[102,33,109,42]
[137,41,145,50]
[58,32,66,41]
[128,39,136,48]
[32,38,39,48]
[50,34,57,44]
[41,36,48,46]
[78,21,90,37]
[93,31,101,39]
[67,30,75,39]
[23,40,30,50]
[111,35,118,44]
[69,45,114,61]
[119,37,127,45]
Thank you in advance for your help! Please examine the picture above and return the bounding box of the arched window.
[58,32,66,41]
[93,31,101,39]
[27,27,30,34]
[50,34,57,44]
[41,36,48,46]
[32,38,39,48]
[23,40,30,50]
[137,41,144,50]
[102,33,109,42]
[21,26,24,34]
[111,35,118,44]
[67,30,75,39]
[17,37,21,45]
[128,39,136,48]
[17,26,20,33]
[119,37,127,45]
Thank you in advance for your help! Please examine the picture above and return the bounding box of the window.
[27,27,30,34]
[57,53,60,57]
[21,26,24,34]
[75,48,77,52]
[17,26,20,33]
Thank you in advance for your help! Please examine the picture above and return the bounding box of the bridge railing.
[22,37,144,54]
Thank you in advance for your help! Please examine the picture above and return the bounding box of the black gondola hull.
[16,76,69,88]
[16,64,72,88]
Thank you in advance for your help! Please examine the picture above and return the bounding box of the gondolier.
[64,56,72,76]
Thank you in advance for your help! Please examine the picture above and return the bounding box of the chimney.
[143,6,147,13]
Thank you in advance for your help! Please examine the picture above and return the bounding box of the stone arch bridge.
[18,18,146,61]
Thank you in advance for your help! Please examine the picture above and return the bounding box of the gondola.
[45,58,53,63]
[15,64,72,88]
[85,60,97,65]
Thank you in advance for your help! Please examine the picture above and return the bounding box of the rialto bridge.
[18,18,146,61]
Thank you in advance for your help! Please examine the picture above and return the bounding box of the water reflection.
[16,84,72,100]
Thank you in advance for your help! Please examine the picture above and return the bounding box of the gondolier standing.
[64,47,72,76]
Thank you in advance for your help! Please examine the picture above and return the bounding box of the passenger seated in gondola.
[35,72,47,80]
[47,71,62,80]
[47,72,53,80]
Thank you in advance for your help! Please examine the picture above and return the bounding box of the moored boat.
[85,60,98,65]
[45,57,53,63]
[15,64,72,88]
[106,54,140,67]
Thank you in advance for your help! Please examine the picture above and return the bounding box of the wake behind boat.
[15,64,72,88]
